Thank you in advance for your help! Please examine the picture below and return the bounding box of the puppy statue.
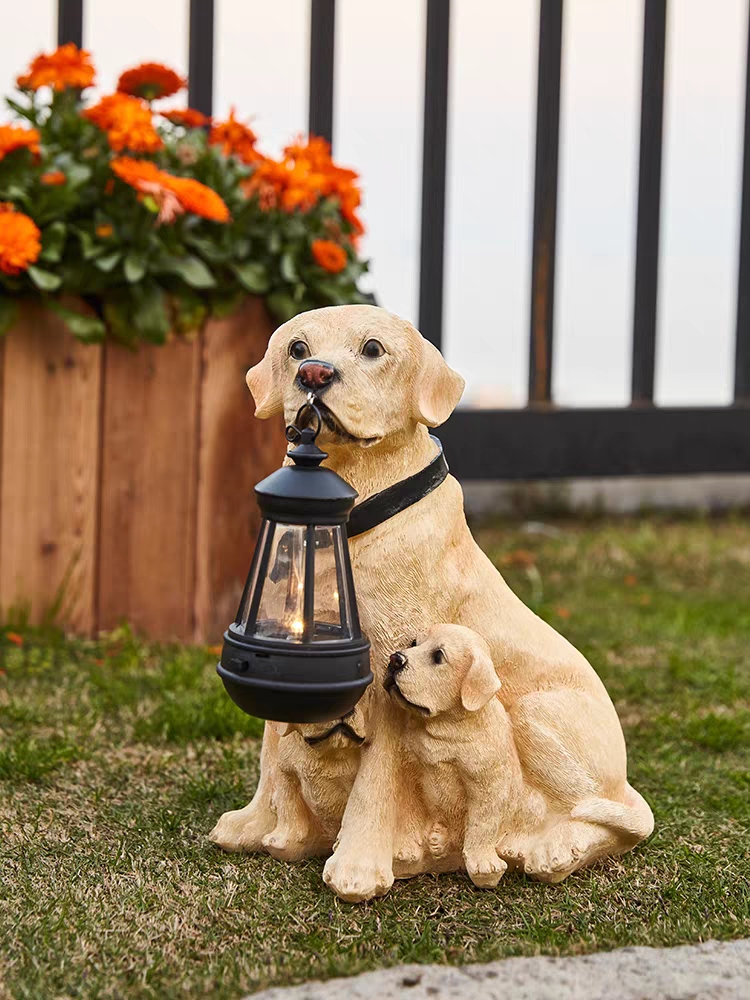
[385,625,541,888]
[211,304,654,901]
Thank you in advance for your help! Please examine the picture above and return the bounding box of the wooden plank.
[98,337,200,640]
[194,297,286,642]
[0,302,101,631]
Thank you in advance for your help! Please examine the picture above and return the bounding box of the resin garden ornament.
[210,304,654,902]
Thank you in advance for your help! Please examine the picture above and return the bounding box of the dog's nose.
[298,360,335,391]
[388,651,407,673]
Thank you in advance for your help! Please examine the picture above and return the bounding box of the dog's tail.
[570,784,654,844]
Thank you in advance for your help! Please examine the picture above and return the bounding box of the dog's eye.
[289,340,310,360]
[410,638,418,647]
[432,649,445,665]
[362,338,385,359]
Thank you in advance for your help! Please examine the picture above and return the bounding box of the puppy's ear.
[246,345,283,419]
[415,336,465,427]
[460,646,501,712]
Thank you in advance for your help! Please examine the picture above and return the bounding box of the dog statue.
[210,305,654,901]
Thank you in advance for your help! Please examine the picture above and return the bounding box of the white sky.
[1,0,746,408]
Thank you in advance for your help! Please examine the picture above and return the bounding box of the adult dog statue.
[210,305,653,901]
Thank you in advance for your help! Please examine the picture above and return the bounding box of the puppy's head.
[246,305,464,448]
[384,624,500,718]
[271,695,369,751]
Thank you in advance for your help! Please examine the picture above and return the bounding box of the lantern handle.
[285,394,328,466]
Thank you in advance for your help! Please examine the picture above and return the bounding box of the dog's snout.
[298,360,335,391]
[389,651,407,672]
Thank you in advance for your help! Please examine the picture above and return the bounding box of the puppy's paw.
[464,850,507,888]
[262,826,311,862]
[209,806,273,853]
[323,851,394,902]
[427,822,451,859]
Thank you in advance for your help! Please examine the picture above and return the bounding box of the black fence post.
[735,1,750,404]
[418,0,451,351]
[309,0,336,144]
[57,0,83,46]
[188,0,214,117]
[631,0,667,405]
[528,0,563,406]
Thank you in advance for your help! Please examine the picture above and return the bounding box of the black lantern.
[217,400,372,723]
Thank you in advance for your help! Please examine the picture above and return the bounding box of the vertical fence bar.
[528,0,564,405]
[57,0,83,46]
[309,0,336,144]
[631,0,667,405]
[188,0,215,117]
[735,1,750,404]
[418,0,451,351]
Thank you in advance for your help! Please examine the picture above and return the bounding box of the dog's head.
[384,624,500,718]
[271,695,369,751]
[246,305,464,448]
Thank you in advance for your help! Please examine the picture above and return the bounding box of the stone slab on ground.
[249,938,750,1000]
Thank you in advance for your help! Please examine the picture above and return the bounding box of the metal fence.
[57,0,750,481]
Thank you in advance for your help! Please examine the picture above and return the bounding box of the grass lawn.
[1,514,749,999]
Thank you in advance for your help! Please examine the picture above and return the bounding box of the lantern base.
[218,632,372,723]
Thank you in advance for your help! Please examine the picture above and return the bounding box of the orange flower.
[83,93,163,153]
[117,62,186,101]
[0,205,42,275]
[0,125,40,162]
[40,170,66,186]
[110,156,229,224]
[161,107,210,128]
[17,43,95,91]
[165,176,230,222]
[96,223,114,238]
[6,632,23,646]
[209,108,259,164]
[242,135,365,236]
[311,239,347,274]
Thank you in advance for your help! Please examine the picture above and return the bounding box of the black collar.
[346,436,449,539]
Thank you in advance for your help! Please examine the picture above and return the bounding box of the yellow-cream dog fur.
[210,304,654,901]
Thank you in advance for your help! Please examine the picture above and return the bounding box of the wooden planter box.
[0,297,286,642]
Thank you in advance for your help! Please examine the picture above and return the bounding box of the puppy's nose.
[388,651,407,673]
[298,360,335,391]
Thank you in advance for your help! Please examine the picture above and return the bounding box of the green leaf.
[74,229,104,261]
[0,297,18,337]
[132,284,170,344]
[27,265,62,292]
[268,231,282,254]
[280,252,299,284]
[232,261,270,295]
[210,289,244,319]
[157,254,216,289]
[172,291,208,334]
[47,301,106,343]
[95,251,122,273]
[103,298,138,349]
[5,97,37,124]
[65,163,92,189]
[266,290,303,323]
[40,222,66,263]
[124,253,147,284]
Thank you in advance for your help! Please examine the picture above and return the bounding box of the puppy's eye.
[410,638,418,647]
[432,649,445,665]
[362,338,385,359]
[289,340,310,360]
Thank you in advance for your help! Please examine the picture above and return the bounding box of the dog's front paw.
[464,850,507,888]
[323,850,394,902]
[209,805,273,853]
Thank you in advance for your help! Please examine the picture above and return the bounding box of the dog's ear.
[460,644,501,712]
[415,336,465,427]
[246,345,283,419]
